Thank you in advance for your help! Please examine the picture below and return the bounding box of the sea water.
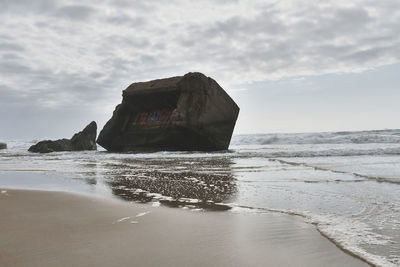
[1,129,399,266]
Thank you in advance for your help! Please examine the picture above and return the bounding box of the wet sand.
[0,189,370,267]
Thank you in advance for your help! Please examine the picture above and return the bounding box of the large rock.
[0,142,7,150]
[97,72,239,152]
[28,121,97,153]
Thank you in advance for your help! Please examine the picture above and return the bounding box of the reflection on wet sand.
[102,157,237,210]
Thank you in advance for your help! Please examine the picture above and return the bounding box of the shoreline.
[316,229,375,267]
[0,188,370,267]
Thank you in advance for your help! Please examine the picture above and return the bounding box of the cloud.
[0,42,25,52]
[106,14,146,27]
[1,0,400,137]
[52,5,96,20]
[172,1,400,82]
[0,1,96,21]
[0,0,57,14]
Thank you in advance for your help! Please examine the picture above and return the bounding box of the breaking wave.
[231,129,400,145]
[234,145,400,158]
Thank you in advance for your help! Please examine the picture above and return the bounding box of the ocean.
[1,129,399,266]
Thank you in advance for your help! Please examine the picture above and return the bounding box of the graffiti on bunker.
[132,109,173,128]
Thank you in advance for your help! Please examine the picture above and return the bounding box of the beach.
[1,130,399,266]
[2,0,399,265]
[0,188,369,267]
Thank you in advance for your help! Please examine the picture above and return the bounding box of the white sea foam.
[312,215,399,267]
[152,201,161,207]
[136,211,150,217]
[113,217,131,224]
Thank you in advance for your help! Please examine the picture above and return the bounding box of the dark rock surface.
[28,139,72,153]
[29,121,97,153]
[0,143,7,150]
[97,72,239,152]
[70,121,97,150]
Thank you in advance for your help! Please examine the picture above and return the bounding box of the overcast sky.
[0,0,399,139]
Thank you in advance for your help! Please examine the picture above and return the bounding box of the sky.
[0,0,399,139]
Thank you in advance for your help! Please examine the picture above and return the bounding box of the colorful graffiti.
[132,109,173,128]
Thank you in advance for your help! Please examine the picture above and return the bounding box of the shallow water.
[1,129,400,266]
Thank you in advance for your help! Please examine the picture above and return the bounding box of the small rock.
[70,121,97,151]
[0,143,7,150]
[28,139,72,153]
[28,121,97,153]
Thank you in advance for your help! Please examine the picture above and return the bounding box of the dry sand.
[0,189,370,267]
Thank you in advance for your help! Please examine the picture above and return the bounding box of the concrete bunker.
[97,72,239,152]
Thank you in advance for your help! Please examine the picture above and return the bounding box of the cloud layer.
[1,0,399,137]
